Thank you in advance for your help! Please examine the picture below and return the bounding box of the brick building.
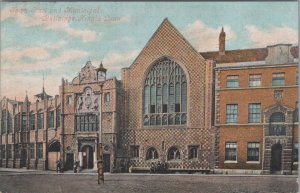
[202,29,298,174]
[0,19,298,174]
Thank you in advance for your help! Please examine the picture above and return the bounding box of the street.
[0,171,297,193]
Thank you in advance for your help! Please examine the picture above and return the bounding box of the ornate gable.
[72,61,97,84]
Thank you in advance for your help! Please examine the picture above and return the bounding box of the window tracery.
[144,58,187,126]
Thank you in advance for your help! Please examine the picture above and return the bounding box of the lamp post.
[96,61,106,184]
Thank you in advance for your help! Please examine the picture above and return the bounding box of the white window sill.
[294,162,298,165]
[246,161,260,164]
[224,160,237,164]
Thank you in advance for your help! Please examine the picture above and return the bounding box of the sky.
[0,2,298,101]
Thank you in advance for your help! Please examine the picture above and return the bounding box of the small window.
[1,145,6,159]
[22,114,27,131]
[167,147,180,161]
[294,143,298,162]
[29,143,35,159]
[175,104,180,112]
[37,112,44,130]
[146,147,158,160]
[247,142,259,161]
[14,145,20,159]
[7,144,12,159]
[47,111,54,128]
[188,145,199,160]
[37,143,43,159]
[66,95,72,105]
[226,104,238,124]
[249,74,261,87]
[150,105,155,113]
[272,73,285,86]
[248,104,261,123]
[162,104,168,113]
[30,113,35,130]
[225,142,237,161]
[56,108,61,128]
[131,145,139,158]
[226,75,239,88]
[104,92,110,102]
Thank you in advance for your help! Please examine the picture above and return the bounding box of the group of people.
[56,160,79,173]
[150,161,168,174]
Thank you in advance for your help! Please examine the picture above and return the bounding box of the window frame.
[29,112,35,130]
[293,143,298,163]
[75,114,99,132]
[226,75,239,88]
[37,112,44,130]
[66,95,72,105]
[47,111,54,129]
[130,145,139,158]
[145,147,159,161]
[36,143,43,159]
[272,73,285,86]
[247,142,260,163]
[104,92,111,103]
[226,104,238,124]
[56,108,61,128]
[225,142,237,162]
[29,143,35,159]
[188,145,199,160]
[248,103,261,123]
[249,74,262,87]
[167,146,181,161]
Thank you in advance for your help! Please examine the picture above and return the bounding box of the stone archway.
[271,143,282,172]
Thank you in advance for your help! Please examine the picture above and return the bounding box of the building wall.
[215,63,298,171]
[120,19,214,171]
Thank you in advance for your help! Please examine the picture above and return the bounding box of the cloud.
[1,48,89,101]
[182,20,237,52]
[103,50,139,70]
[1,8,97,42]
[91,50,139,78]
[112,36,133,44]
[245,25,298,47]
[2,49,89,72]
[2,41,66,62]
[1,72,62,102]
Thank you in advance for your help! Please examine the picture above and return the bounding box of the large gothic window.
[143,58,187,126]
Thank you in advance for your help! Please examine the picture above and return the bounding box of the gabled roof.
[129,18,203,68]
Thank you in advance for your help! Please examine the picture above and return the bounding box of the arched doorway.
[271,143,282,172]
[81,145,94,169]
[48,140,61,171]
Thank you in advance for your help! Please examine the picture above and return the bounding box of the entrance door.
[20,146,27,168]
[103,154,110,172]
[82,146,94,169]
[271,143,282,172]
[66,153,74,170]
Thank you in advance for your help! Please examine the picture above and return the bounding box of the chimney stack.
[219,27,226,56]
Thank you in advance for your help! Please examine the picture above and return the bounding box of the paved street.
[0,170,298,193]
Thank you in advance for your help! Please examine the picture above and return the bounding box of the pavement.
[0,168,298,193]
